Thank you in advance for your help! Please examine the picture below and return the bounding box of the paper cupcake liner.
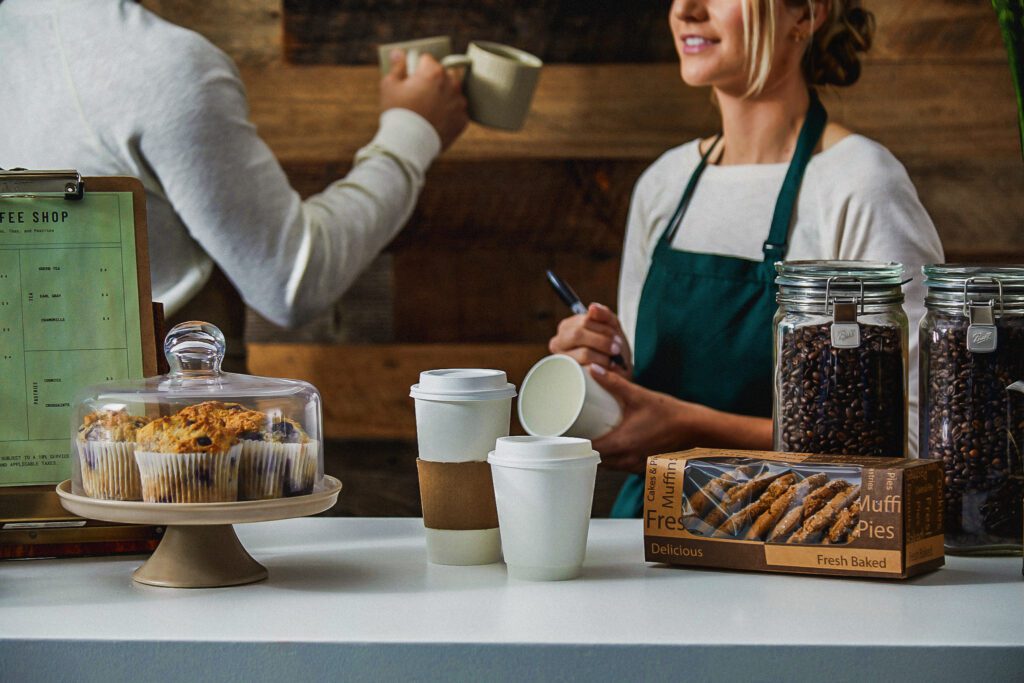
[238,441,288,500]
[135,445,241,503]
[283,442,319,497]
[79,441,142,501]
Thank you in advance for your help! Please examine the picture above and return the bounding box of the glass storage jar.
[920,265,1024,554]
[773,261,908,457]
[70,321,323,503]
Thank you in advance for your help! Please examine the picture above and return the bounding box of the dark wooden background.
[142,0,1024,516]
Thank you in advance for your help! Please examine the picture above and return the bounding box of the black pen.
[545,269,627,369]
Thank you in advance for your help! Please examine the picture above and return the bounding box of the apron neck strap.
[761,89,828,262]
[662,133,723,245]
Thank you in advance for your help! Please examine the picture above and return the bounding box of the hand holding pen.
[545,270,632,376]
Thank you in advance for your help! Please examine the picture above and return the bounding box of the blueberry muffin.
[76,410,150,500]
[266,418,318,497]
[220,403,291,501]
[134,413,240,503]
[232,414,317,498]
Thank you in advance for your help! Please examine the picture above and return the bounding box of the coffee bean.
[777,322,905,457]
[923,317,1024,548]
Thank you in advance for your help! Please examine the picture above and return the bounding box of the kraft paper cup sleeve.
[417,459,499,531]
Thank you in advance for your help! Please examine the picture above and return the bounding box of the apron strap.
[661,134,723,245]
[761,90,828,262]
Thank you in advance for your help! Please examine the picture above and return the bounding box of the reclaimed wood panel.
[392,249,620,343]
[283,0,675,65]
[142,0,282,65]
[247,343,548,438]
[281,0,1006,65]
[285,159,645,253]
[244,62,1020,162]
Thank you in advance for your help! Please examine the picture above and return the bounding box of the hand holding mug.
[381,49,468,151]
[380,36,543,131]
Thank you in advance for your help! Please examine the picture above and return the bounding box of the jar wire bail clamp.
[824,276,865,349]
[963,277,1004,353]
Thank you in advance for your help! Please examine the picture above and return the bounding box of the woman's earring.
[792,30,809,43]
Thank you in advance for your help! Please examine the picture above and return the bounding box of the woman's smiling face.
[670,0,750,93]
[670,0,812,97]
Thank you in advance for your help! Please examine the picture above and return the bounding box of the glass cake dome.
[69,321,323,503]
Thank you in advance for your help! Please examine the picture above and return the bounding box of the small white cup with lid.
[488,436,601,580]
[410,369,517,565]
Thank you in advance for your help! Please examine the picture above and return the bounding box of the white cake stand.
[56,476,342,588]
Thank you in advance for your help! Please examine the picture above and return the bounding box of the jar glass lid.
[923,264,1024,289]
[775,260,906,307]
[923,264,1024,311]
[775,260,905,285]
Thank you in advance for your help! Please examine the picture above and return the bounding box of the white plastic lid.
[410,369,517,401]
[488,436,600,469]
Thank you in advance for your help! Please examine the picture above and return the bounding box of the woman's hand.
[588,365,774,474]
[588,364,700,473]
[548,303,632,376]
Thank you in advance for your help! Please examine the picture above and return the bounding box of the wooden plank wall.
[144,0,1023,444]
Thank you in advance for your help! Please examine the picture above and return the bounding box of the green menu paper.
[0,192,144,486]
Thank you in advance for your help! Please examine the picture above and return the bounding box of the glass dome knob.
[164,321,226,376]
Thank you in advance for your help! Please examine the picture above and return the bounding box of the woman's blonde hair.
[741,0,875,97]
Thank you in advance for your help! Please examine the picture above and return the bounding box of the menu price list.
[0,194,143,486]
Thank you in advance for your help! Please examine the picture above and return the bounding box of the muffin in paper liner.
[238,440,288,500]
[135,445,241,503]
[284,441,319,497]
[78,441,143,501]
[75,410,150,501]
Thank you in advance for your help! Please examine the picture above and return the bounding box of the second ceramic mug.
[379,36,543,131]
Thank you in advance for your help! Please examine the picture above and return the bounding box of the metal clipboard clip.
[0,168,84,200]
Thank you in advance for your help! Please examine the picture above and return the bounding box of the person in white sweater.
[548,0,944,516]
[0,0,468,327]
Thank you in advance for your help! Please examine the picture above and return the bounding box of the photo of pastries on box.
[683,459,862,545]
[76,401,315,503]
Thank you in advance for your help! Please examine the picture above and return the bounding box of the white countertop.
[2,518,1022,682]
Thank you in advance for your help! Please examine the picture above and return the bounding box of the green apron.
[610,92,828,518]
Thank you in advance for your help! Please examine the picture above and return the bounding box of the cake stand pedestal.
[56,476,342,588]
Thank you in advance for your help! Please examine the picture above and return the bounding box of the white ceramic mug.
[517,354,623,440]
[440,41,542,131]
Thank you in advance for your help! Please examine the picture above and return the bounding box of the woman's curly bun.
[805,1,876,87]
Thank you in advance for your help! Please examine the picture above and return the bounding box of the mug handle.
[441,54,473,70]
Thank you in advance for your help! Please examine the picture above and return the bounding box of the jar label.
[830,322,861,349]
[967,324,997,353]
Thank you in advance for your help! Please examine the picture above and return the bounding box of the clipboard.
[0,170,164,558]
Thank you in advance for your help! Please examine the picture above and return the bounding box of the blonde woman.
[549,0,943,516]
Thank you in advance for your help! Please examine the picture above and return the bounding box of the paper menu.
[0,192,144,486]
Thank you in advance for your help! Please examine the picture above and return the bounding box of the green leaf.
[992,0,1024,159]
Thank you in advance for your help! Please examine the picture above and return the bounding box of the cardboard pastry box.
[644,449,944,579]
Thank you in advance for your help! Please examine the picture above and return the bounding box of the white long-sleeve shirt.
[0,0,441,327]
[619,135,945,455]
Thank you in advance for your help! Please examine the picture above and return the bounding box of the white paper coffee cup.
[517,354,622,440]
[488,436,600,580]
[411,369,517,565]
[411,369,516,462]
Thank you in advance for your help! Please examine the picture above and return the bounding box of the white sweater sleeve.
[134,39,440,328]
